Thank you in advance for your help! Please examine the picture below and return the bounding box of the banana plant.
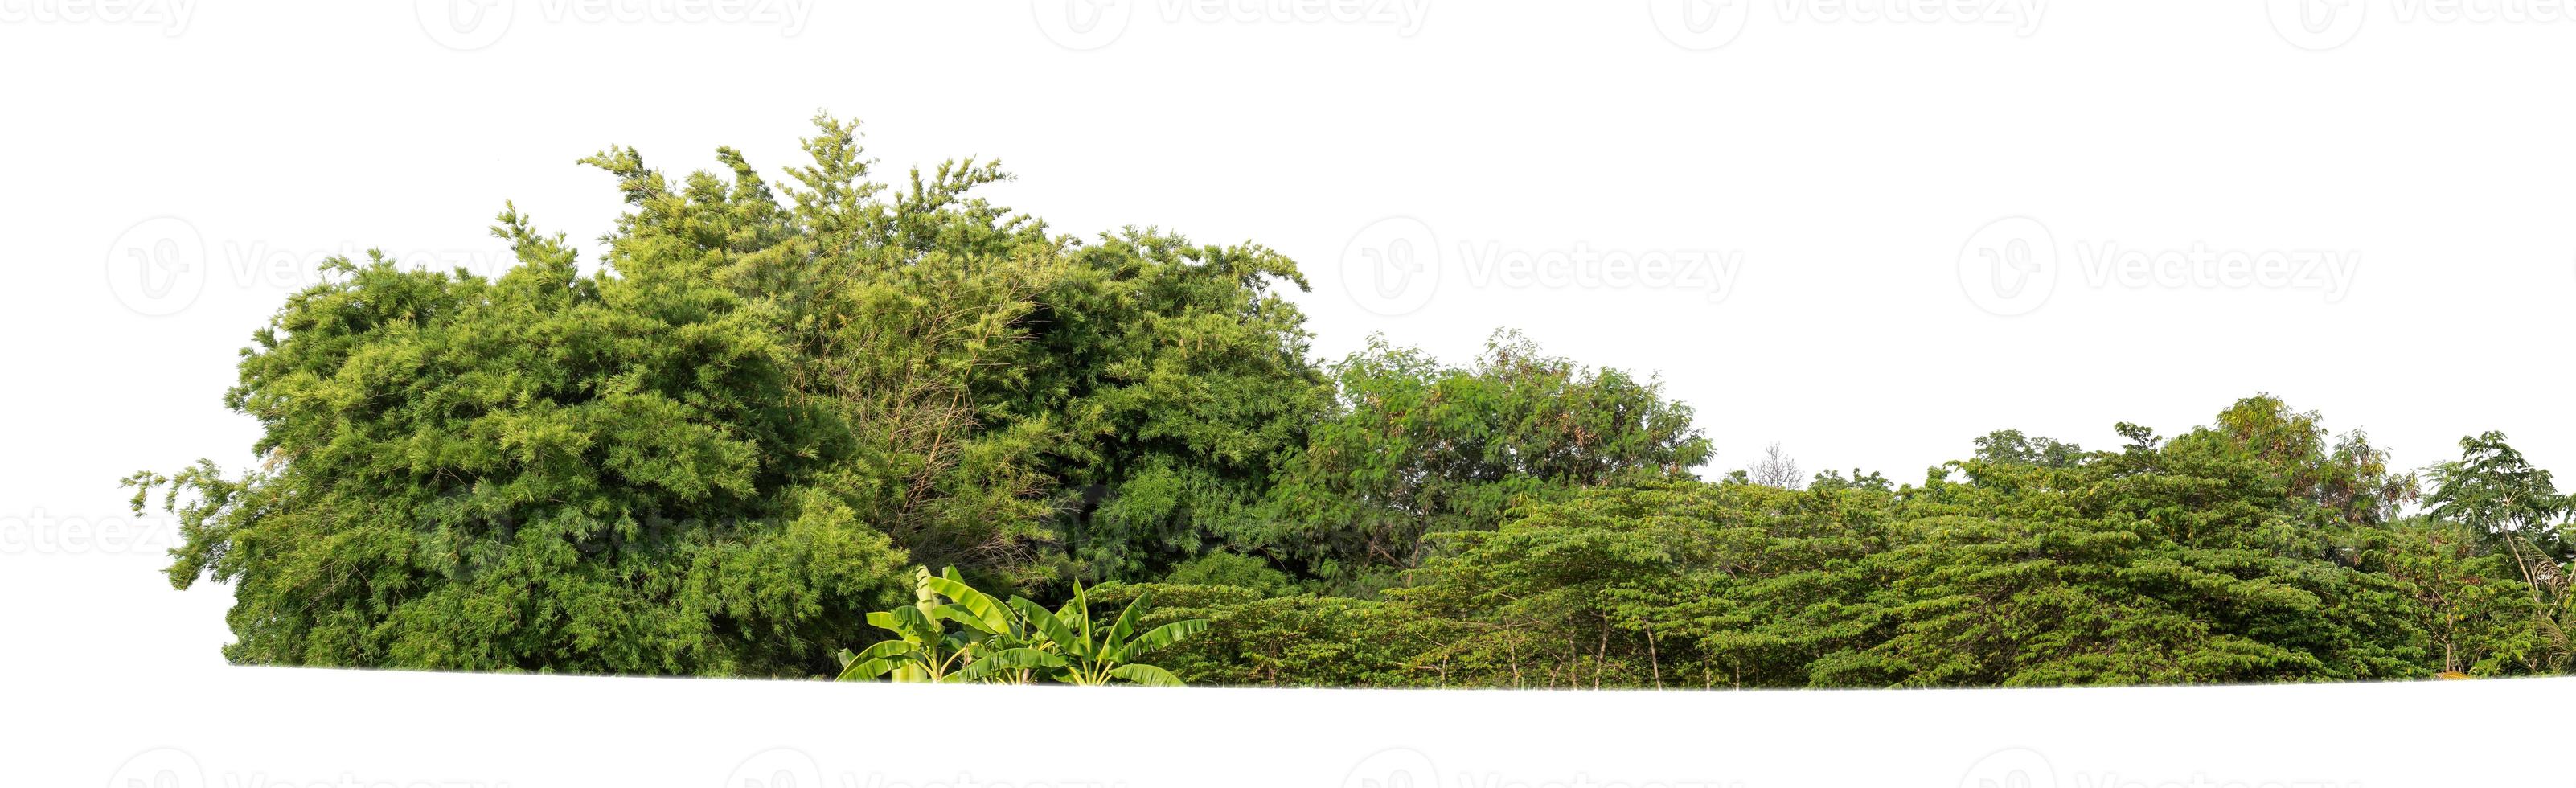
[919,567,1064,683]
[1004,581,1208,686]
[837,567,1065,683]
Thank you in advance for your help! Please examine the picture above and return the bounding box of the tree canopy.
[129,117,2575,686]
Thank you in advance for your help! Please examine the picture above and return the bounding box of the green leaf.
[923,573,1011,634]
[1106,589,1154,662]
[1128,618,1208,656]
[954,647,1067,683]
[1011,596,1085,662]
[1107,663,1185,687]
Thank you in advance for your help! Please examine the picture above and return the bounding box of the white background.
[5,1,2573,786]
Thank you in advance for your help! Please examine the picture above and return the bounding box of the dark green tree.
[122,115,1327,674]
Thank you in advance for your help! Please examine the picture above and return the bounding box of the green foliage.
[1140,396,2573,689]
[1001,230,1333,588]
[2418,431,2576,670]
[124,116,1306,675]
[1160,552,1297,596]
[1254,330,1712,593]
[1008,581,1209,686]
[1971,429,2086,469]
[121,207,914,675]
[2427,431,2568,554]
[1085,583,1447,687]
[834,567,1061,683]
[837,568,1206,686]
[124,115,2576,690]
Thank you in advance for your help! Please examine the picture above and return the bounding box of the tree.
[1121,396,2464,689]
[996,231,1332,589]
[2422,432,2574,664]
[124,115,2576,690]
[1742,443,1805,490]
[2371,521,2560,675]
[1253,330,1711,593]
[123,207,919,675]
[121,115,1315,674]
[1971,429,2086,469]
[2427,432,2568,555]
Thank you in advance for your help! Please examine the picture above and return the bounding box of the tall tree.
[2427,432,2568,555]
[1254,330,1711,593]
[122,115,1330,673]
[1741,442,1805,490]
[994,230,1331,589]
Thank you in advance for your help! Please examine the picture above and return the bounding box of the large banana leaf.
[835,640,920,681]
[922,569,1012,635]
[1107,663,1185,687]
[1060,581,1095,652]
[1009,596,1085,659]
[929,604,1001,638]
[1127,618,1209,656]
[1105,589,1153,662]
[953,646,1069,683]
[834,568,1204,687]
[868,605,942,646]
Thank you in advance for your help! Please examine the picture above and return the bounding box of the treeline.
[129,117,2573,685]
[1110,417,2572,687]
